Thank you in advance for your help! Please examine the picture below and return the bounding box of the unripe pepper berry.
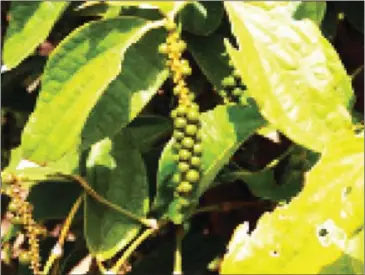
[174,117,187,129]
[190,156,201,167]
[177,181,193,193]
[185,124,198,136]
[19,251,31,264]
[185,169,200,183]
[193,144,203,156]
[181,137,195,149]
[179,149,192,161]
[178,162,190,173]
[187,110,200,123]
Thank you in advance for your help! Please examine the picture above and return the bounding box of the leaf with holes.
[3,2,68,70]
[221,134,364,274]
[153,105,266,224]
[224,2,354,152]
[84,129,149,261]
[20,17,164,164]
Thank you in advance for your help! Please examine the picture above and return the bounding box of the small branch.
[109,228,156,274]
[59,174,154,228]
[41,195,83,275]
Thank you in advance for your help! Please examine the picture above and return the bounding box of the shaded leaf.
[185,32,232,90]
[224,2,354,152]
[28,181,82,221]
[294,2,327,25]
[221,134,364,274]
[84,129,149,261]
[153,105,266,223]
[3,2,68,70]
[128,115,172,152]
[180,2,224,36]
[82,28,169,149]
[20,17,164,164]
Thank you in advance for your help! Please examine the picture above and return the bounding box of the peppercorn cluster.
[158,18,203,223]
[217,60,246,104]
[5,177,44,273]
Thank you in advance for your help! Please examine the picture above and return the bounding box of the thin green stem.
[173,226,184,275]
[110,228,156,273]
[41,195,83,275]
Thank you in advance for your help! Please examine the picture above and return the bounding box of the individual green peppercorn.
[172,142,181,151]
[11,215,23,225]
[187,110,200,122]
[178,197,190,207]
[19,251,31,265]
[177,181,193,193]
[174,130,185,140]
[158,43,168,54]
[179,149,192,161]
[233,69,241,78]
[185,124,198,136]
[176,105,187,116]
[178,162,190,173]
[181,137,194,149]
[221,76,236,87]
[193,143,203,155]
[8,200,19,212]
[190,156,201,167]
[232,87,244,97]
[189,103,199,111]
[170,109,178,118]
[185,169,200,183]
[172,173,181,185]
[174,117,187,129]
[181,64,192,76]
[228,59,234,67]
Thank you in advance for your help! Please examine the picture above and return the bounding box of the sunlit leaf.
[224,2,354,152]
[221,134,364,274]
[3,2,68,70]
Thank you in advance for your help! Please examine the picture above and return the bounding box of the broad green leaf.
[221,134,364,274]
[153,105,266,223]
[84,129,149,261]
[81,28,169,148]
[185,32,232,90]
[294,1,327,25]
[128,115,172,152]
[3,2,68,70]
[224,2,354,152]
[20,17,164,164]
[180,2,224,36]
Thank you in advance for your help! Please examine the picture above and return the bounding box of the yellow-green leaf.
[224,2,354,152]
[20,17,163,164]
[221,134,364,274]
[3,2,69,70]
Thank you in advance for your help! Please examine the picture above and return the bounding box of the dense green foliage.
[1,1,363,274]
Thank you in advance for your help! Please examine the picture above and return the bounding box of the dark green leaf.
[28,181,82,221]
[180,2,224,36]
[84,129,149,261]
[128,115,172,152]
[153,105,266,223]
[3,2,68,70]
[185,32,232,90]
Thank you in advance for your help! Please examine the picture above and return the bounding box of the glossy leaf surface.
[3,2,68,70]
[84,130,149,261]
[20,17,164,163]
[224,2,354,152]
[221,134,364,274]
